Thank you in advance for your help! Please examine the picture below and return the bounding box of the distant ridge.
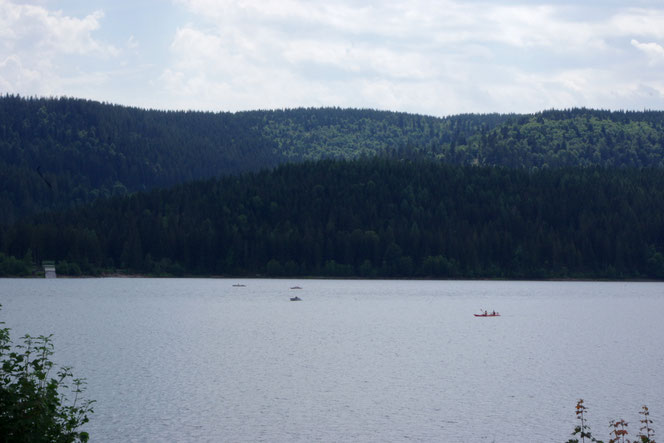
[1,94,664,224]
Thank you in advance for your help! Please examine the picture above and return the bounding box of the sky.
[1,0,664,116]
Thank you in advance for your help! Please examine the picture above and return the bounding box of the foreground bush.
[0,305,94,442]
[568,399,655,443]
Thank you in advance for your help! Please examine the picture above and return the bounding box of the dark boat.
[290,286,302,289]
[232,284,246,287]
[290,296,302,301]
[475,311,500,317]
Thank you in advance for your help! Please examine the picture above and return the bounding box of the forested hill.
[2,95,664,224]
[2,159,664,279]
[0,95,280,224]
[0,95,505,224]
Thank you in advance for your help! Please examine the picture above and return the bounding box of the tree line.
[2,158,663,279]
[2,95,664,225]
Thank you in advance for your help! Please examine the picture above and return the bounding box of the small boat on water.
[290,296,302,301]
[475,310,500,317]
[290,286,302,290]
[232,284,246,287]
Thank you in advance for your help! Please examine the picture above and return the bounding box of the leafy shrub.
[568,399,656,443]
[0,305,94,442]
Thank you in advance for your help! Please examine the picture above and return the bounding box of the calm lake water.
[1,278,662,442]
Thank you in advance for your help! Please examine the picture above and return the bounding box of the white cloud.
[160,0,664,114]
[3,0,664,114]
[631,39,664,64]
[0,1,117,56]
[611,8,664,39]
[127,35,139,50]
[0,55,40,91]
[0,0,118,96]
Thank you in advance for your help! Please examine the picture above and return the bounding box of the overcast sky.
[1,0,663,116]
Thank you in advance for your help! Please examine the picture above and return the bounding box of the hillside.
[3,159,663,279]
[0,95,279,224]
[2,95,664,224]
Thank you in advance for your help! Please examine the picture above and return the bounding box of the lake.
[1,278,662,442]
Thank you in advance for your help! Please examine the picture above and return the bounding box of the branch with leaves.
[568,399,656,443]
[0,305,94,442]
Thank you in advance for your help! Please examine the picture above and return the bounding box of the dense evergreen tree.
[3,95,664,224]
[2,159,663,280]
[0,95,281,224]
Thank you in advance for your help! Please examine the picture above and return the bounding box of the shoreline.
[5,273,662,283]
